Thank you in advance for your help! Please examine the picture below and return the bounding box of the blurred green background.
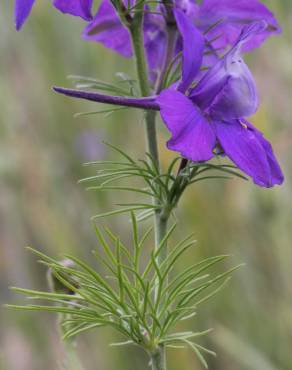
[1,1,291,370]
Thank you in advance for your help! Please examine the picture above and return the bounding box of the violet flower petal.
[82,0,132,57]
[15,0,36,30]
[209,55,258,120]
[197,0,281,52]
[157,89,215,161]
[190,22,264,116]
[83,1,168,77]
[174,8,204,93]
[242,119,284,185]
[215,119,282,187]
[189,55,228,110]
[53,0,93,21]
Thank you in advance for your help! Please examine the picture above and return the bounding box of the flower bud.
[47,259,78,295]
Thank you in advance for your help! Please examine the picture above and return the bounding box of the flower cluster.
[83,0,280,82]
[158,11,283,187]
[15,0,284,187]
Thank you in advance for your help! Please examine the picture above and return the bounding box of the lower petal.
[157,90,215,161]
[242,119,284,185]
[215,120,283,187]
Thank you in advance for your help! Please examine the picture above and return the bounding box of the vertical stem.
[129,25,159,163]
[128,7,168,370]
[58,314,85,370]
[64,341,85,370]
[155,213,169,265]
[129,6,170,273]
[150,346,166,370]
[129,8,168,247]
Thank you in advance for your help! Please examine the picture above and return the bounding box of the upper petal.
[53,0,93,20]
[209,59,258,120]
[82,0,132,57]
[215,119,283,187]
[157,89,216,161]
[174,9,205,93]
[190,22,262,117]
[15,0,36,30]
[197,0,281,52]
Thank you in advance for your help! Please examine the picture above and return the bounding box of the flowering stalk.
[128,3,160,164]
[126,3,169,369]
[151,347,166,370]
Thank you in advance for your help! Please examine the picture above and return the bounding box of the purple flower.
[14,0,93,30]
[157,10,283,188]
[82,0,133,58]
[83,1,167,81]
[82,0,280,81]
[75,129,106,161]
[196,0,281,53]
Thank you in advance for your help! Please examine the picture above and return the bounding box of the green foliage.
[80,143,247,221]
[69,73,138,97]
[7,213,240,368]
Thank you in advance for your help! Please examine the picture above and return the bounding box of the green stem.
[129,25,159,162]
[128,8,168,245]
[150,346,166,370]
[128,7,169,370]
[129,5,170,273]
[155,213,169,266]
[64,341,85,370]
[58,314,84,370]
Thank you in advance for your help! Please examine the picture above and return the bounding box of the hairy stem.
[150,346,166,370]
[129,2,170,273]
[128,6,169,370]
[64,342,85,370]
[129,25,159,162]
[155,213,169,271]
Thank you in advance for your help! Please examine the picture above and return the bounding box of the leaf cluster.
[8,214,240,368]
[80,143,247,221]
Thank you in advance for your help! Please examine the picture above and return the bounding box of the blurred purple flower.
[14,0,93,30]
[195,0,281,53]
[83,1,167,81]
[157,10,283,188]
[82,0,280,80]
[75,129,106,162]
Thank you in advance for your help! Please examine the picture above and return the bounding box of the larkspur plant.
[9,1,284,370]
